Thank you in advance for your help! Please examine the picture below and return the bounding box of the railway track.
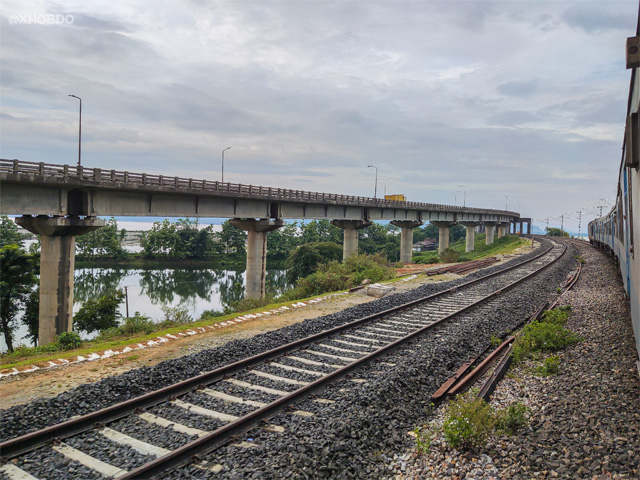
[0,239,567,480]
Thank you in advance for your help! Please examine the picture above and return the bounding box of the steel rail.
[121,241,567,479]
[0,241,558,462]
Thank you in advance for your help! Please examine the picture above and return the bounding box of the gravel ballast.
[389,241,640,480]
[1,239,616,480]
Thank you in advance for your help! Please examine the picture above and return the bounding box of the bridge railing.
[1,159,517,216]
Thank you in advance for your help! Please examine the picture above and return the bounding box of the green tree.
[73,290,125,334]
[76,217,128,259]
[0,245,38,352]
[141,219,179,259]
[300,220,343,244]
[217,220,247,255]
[0,215,23,248]
[450,224,465,242]
[23,288,39,347]
[285,241,343,283]
[267,222,301,260]
[545,227,569,237]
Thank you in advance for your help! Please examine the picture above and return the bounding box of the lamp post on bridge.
[68,95,82,167]
[503,194,509,210]
[459,184,466,207]
[221,146,232,183]
[367,165,378,199]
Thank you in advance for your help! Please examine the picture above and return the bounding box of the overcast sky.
[2,0,638,233]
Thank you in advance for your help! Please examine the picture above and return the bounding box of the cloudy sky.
[2,0,638,233]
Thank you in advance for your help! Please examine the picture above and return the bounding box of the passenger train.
[588,10,640,361]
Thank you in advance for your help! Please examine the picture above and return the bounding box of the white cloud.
[1,0,637,233]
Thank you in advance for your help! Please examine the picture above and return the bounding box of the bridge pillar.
[390,220,423,263]
[230,218,284,299]
[331,220,372,260]
[15,215,105,345]
[498,222,511,239]
[484,222,498,245]
[431,221,457,253]
[460,222,480,253]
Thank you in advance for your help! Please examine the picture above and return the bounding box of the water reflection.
[73,266,292,320]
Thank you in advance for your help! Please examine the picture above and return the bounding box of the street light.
[221,146,232,183]
[68,95,82,166]
[503,194,509,210]
[367,165,378,198]
[489,198,494,208]
[383,177,392,197]
[458,184,466,207]
[455,190,463,206]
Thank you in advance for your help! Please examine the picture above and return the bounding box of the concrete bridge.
[0,159,530,345]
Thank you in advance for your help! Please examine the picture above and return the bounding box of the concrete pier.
[391,220,423,263]
[230,218,284,299]
[16,215,105,345]
[498,222,511,239]
[431,221,456,253]
[460,222,480,253]
[484,222,498,245]
[331,220,372,260]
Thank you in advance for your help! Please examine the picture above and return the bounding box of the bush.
[159,305,192,328]
[496,402,529,434]
[57,331,82,350]
[443,390,495,450]
[225,296,274,314]
[96,327,122,341]
[414,255,440,264]
[412,426,432,454]
[536,355,560,376]
[439,248,460,263]
[121,313,155,335]
[286,242,343,282]
[73,290,125,334]
[490,335,502,347]
[200,309,226,320]
[512,315,580,364]
[540,306,571,326]
[284,254,396,300]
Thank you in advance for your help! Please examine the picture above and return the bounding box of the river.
[1,265,292,352]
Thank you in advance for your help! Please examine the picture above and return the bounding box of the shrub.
[412,426,432,454]
[490,335,503,348]
[96,327,122,341]
[512,318,580,364]
[540,306,571,326]
[226,296,274,314]
[285,242,343,282]
[73,290,125,334]
[200,309,226,320]
[574,255,586,264]
[496,402,529,434]
[57,331,82,350]
[439,248,460,263]
[442,390,495,450]
[536,355,560,376]
[160,305,192,326]
[121,312,155,335]
[414,255,440,264]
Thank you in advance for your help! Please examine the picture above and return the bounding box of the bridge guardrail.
[0,159,518,216]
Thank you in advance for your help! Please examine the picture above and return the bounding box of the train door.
[624,169,632,296]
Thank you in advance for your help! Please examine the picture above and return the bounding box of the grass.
[0,293,333,370]
[412,234,530,264]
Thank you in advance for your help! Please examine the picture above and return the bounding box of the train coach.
[589,13,640,360]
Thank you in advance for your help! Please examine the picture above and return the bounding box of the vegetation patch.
[512,307,579,364]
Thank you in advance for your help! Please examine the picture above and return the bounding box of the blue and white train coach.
[589,14,640,361]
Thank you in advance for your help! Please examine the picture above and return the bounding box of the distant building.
[412,238,437,252]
